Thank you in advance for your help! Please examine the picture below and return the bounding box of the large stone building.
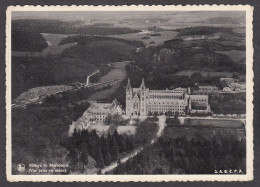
[125,78,211,116]
[68,99,125,135]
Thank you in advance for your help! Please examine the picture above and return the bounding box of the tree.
[80,143,88,171]
[174,112,179,124]
[97,169,102,174]
[102,140,112,166]
[110,136,119,161]
[96,147,105,168]
[166,110,173,116]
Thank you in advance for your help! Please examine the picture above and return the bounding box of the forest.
[113,125,246,174]
[175,26,244,37]
[12,19,141,35]
[60,38,140,65]
[12,30,48,52]
[11,86,96,174]
[12,56,97,99]
[59,35,144,47]
[62,129,135,172]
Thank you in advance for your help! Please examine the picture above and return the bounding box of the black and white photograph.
[5,5,254,182]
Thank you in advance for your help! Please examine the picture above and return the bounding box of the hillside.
[14,85,74,103]
[175,26,244,37]
[119,27,246,92]
[12,30,48,52]
[12,19,141,35]
[12,56,97,99]
[59,35,144,47]
[12,87,94,174]
[61,40,139,64]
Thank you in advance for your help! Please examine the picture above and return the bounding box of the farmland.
[110,30,178,46]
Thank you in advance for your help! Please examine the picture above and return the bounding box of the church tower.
[139,78,147,116]
[126,78,133,116]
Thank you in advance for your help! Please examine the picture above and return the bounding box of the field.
[41,33,78,56]
[110,30,178,46]
[14,85,73,103]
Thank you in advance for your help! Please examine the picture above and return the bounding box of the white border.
[6,5,254,182]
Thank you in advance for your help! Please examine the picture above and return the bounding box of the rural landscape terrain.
[11,11,246,175]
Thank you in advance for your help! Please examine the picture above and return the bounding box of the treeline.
[12,19,141,35]
[175,26,243,37]
[59,35,144,47]
[12,30,48,52]
[113,127,246,174]
[62,130,135,172]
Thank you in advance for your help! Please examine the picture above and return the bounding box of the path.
[100,115,166,174]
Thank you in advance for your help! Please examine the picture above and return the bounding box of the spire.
[140,78,146,89]
[126,78,131,90]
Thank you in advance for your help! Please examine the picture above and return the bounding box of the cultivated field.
[110,30,178,46]
[41,33,77,55]
[14,85,73,102]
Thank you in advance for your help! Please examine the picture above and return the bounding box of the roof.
[230,83,246,89]
[88,102,115,114]
[88,99,123,114]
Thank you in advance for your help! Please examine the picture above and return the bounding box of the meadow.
[110,30,178,46]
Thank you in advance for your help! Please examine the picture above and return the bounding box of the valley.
[11,13,247,176]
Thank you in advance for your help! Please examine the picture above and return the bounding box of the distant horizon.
[12,11,245,25]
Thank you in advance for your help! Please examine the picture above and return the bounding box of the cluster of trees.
[12,19,141,35]
[62,130,135,172]
[175,26,242,37]
[61,40,138,65]
[165,114,180,126]
[209,93,246,114]
[113,126,246,174]
[134,117,159,146]
[59,35,144,47]
[12,30,48,52]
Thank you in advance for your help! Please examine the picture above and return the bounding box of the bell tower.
[126,78,133,116]
[140,78,147,116]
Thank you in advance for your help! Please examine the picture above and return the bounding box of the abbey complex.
[70,78,211,134]
[126,78,211,117]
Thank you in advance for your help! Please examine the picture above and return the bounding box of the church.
[125,78,211,117]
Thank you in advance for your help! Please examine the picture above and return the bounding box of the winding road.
[100,115,166,174]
